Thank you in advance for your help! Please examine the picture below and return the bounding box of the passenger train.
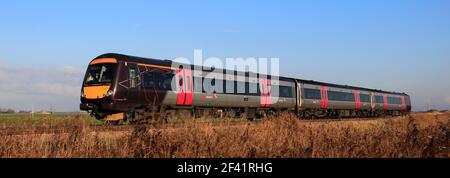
[80,53,411,122]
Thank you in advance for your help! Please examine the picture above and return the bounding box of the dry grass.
[0,112,448,158]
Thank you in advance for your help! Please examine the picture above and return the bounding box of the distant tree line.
[0,108,16,114]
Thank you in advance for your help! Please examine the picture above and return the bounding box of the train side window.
[328,91,354,101]
[219,79,260,96]
[360,94,370,103]
[304,88,321,100]
[279,86,293,98]
[202,77,218,94]
[167,73,175,90]
[160,74,173,90]
[143,72,154,89]
[245,82,259,96]
[142,71,174,90]
[375,96,384,103]
[388,97,402,104]
[346,92,355,101]
[328,91,338,101]
[236,81,245,94]
[129,68,137,88]
[224,79,233,94]
[248,82,258,95]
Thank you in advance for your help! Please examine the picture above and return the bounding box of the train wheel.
[126,109,148,125]
[245,108,256,121]
[314,110,328,119]
[225,109,237,119]
[303,110,313,120]
[297,111,304,119]
[337,110,345,119]
[357,111,361,118]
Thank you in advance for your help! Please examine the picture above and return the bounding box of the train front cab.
[80,58,122,120]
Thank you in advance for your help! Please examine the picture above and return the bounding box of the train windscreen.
[84,64,116,85]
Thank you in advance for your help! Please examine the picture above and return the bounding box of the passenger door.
[127,63,139,103]
[296,81,302,111]
[370,92,375,110]
[175,67,193,106]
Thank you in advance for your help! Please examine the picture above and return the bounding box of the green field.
[0,113,102,125]
[0,112,247,126]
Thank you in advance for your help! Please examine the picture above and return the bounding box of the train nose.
[80,102,93,111]
[83,86,111,99]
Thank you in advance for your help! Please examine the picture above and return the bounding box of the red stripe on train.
[175,68,185,105]
[266,79,271,107]
[176,68,193,106]
[184,68,193,105]
[401,96,406,111]
[259,79,265,107]
[383,94,389,110]
[354,90,361,109]
[259,79,271,107]
[320,86,328,109]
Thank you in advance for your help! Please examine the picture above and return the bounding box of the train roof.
[94,53,173,66]
[296,79,408,96]
[94,53,409,96]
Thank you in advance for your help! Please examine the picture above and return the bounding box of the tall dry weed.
[0,112,448,158]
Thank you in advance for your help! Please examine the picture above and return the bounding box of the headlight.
[81,90,85,97]
[106,90,114,97]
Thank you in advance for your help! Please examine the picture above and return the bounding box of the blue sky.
[0,0,449,111]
